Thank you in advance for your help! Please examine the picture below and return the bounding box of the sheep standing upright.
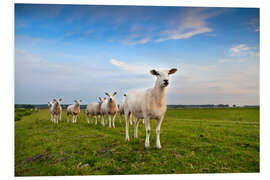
[86,97,106,124]
[67,100,82,123]
[123,68,177,149]
[50,98,62,124]
[101,92,118,128]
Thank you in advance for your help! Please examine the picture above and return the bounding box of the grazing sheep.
[101,92,118,128]
[86,97,106,124]
[123,68,177,149]
[51,98,62,124]
[67,99,82,123]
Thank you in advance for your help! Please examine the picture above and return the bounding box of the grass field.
[15,108,259,176]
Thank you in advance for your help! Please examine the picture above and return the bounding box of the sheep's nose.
[164,80,169,85]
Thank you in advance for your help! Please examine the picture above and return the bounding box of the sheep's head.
[53,98,62,105]
[150,68,177,88]
[74,99,82,105]
[105,92,117,102]
[98,97,105,105]
[48,101,54,107]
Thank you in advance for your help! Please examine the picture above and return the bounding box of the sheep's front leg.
[108,115,112,128]
[145,117,151,148]
[134,118,140,138]
[156,116,164,149]
[60,111,62,121]
[125,112,130,141]
[75,115,78,123]
[86,113,90,124]
[142,118,145,124]
[101,115,104,126]
[95,115,97,125]
[112,113,116,128]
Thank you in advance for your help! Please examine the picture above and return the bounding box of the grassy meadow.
[15,108,259,176]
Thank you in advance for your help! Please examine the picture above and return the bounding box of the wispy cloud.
[156,8,220,42]
[110,59,149,73]
[229,44,250,55]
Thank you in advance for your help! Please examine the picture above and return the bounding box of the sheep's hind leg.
[134,117,140,138]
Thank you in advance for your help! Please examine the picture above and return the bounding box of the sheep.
[50,98,62,123]
[67,99,82,123]
[86,97,106,125]
[101,92,118,128]
[123,68,177,149]
[119,95,136,125]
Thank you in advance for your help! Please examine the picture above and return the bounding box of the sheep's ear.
[113,92,117,96]
[150,69,159,76]
[105,92,110,96]
[168,68,177,75]
[104,97,106,100]
[98,97,102,101]
[59,98,62,101]
[80,100,82,102]
[48,102,50,104]
[53,98,56,102]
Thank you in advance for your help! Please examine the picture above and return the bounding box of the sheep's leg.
[101,114,105,126]
[125,112,130,141]
[142,118,145,124]
[50,113,53,122]
[60,111,62,121]
[134,118,140,138]
[119,114,122,124]
[112,113,116,128]
[86,113,90,124]
[130,114,133,125]
[75,115,78,123]
[108,115,112,128]
[145,118,151,148]
[95,115,97,125]
[156,116,164,149]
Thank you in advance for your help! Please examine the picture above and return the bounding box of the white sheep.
[86,97,106,124]
[67,99,82,123]
[101,92,118,128]
[123,68,177,149]
[119,95,137,125]
[50,98,62,123]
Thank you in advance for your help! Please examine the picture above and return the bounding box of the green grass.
[15,108,259,176]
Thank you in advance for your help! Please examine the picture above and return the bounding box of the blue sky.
[15,4,259,105]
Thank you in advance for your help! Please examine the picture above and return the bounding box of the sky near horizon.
[15,4,259,105]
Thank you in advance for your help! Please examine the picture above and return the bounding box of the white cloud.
[229,44,250,55]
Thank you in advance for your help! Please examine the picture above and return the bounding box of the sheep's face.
[75,99,82,105]
[150,68,177,88]
[48,101,54,107]
[105,92,117,102]
[53,98,62,105]
[98,97,105,105]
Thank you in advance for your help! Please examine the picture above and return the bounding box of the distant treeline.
[15,104,259,109]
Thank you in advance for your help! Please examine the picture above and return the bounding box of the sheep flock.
[48,68,177,149]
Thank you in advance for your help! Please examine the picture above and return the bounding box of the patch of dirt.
[23,152,53,164]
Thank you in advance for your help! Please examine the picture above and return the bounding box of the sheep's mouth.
[163,83,169,87]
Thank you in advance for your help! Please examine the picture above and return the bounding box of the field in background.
[15,108,259,176]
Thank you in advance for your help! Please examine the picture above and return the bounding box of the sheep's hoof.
[125,137,130,142]
[156,145,162,149]
[145,144,150,149]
